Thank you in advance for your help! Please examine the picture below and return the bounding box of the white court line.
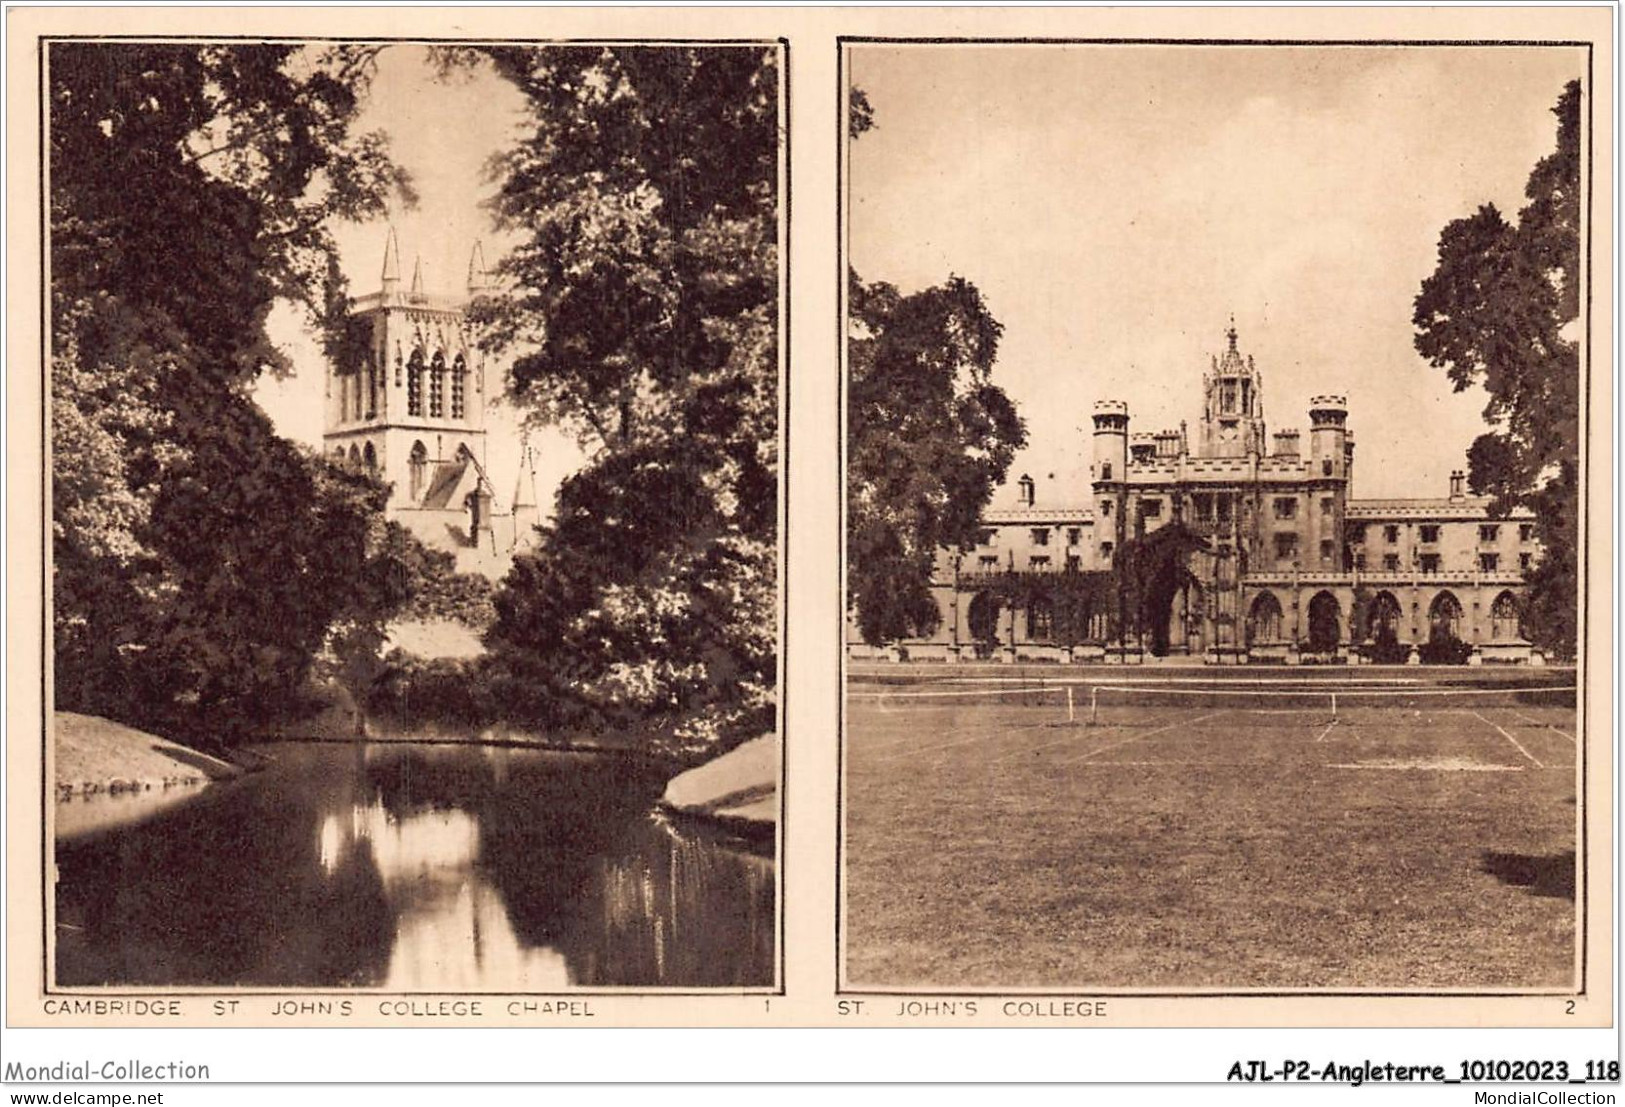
[1314,720,1338,743]
[1469,710,1545,768]
[1506,708,1577,743]
[849,686,1067,700]
[862,720,1055,764]
[984,718,1155,764]
[1057,711,1228,766]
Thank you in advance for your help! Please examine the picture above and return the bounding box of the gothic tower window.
[430,353,447,418]
[451,354,467,419]
[365,356,378,420]
[363,441,377,471]
[407,349,425,417]
[409,440,428,501]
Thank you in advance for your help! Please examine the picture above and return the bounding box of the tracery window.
[407,350,425,417]
[429,354,446,418]
[451,355,467,419]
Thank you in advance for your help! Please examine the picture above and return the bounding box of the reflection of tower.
[1199,318,1267,458]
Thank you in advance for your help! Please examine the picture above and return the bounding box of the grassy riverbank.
[54,711,243,798]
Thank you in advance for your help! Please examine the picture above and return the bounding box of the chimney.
[1449,470,1465,501]
[1017,474,1035,507]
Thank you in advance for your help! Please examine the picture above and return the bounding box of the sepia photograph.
[43,37,783,993]
[842,40,1591,993]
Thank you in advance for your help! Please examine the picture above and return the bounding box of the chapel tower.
[323,230,495,513]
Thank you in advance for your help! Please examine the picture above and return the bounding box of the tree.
[1413,80,1581,659]
[49,44,409,737]
[445,46,780,759]
[847,273,1026,644]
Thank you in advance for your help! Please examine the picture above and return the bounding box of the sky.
[848,44,1586,506]
[255,45,585,517]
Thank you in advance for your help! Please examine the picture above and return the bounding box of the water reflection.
[55,742,775,989]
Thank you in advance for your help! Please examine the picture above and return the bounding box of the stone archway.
[1490,591,1521,641]
[1429,591,1463,643]
[967,591,1003,651]
[1306,591,1341,654]
[1247,591,1283,645]
[1365,590,1402,639]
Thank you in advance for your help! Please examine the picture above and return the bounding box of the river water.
[54,742,775,989]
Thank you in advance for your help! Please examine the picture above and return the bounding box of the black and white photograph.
[842,40,1590,993]
[44,38,783,993]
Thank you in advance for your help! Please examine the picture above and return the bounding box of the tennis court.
[843,671,1578,990]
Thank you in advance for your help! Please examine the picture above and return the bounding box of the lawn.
[842,680,1578,991]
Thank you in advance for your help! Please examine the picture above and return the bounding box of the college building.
[323,230,540,578]
[850,323,1543,665]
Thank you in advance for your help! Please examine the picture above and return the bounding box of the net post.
[1331,692,1337,722]
[1067,686,1075,724]
[1090,686,1099,726]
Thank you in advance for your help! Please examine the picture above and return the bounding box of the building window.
[1419,524,1439,543]
[1216,496,1232,523]
[1420,553,1440,574]
[1382,553,1400,571]
[407,350,424,417]
[1319,539,1334,562]
[977,529,996,547]
[451,355,467,420]
[1018,474,1035,506]
[1066,527,1082,546]
[1491,591,1521,640]
[1065,554,1081,572]
[1320,498,1334,517]
[1478,524,1500,543]
[408,440,428,501]
[1100,500,1112,517]
[1520,552,1532,572]
[1519,523,1534,542]
[1193,494,1213,521]
[1142,499,1162,518]
[1274,533,1298,560]
[1274,498,1297,520]
[1479,552,1500,572]
[1029,556,1051,571]
[429,353,446,418]
[1322,459,1334,477]
[1100,462,1113,481]
[1101,541,1114,560]
[1383,524,1400,544]
[1030,528,1050,546]
[979,555,999,570]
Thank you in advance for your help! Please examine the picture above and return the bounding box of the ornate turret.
[1200,317,1267,458]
